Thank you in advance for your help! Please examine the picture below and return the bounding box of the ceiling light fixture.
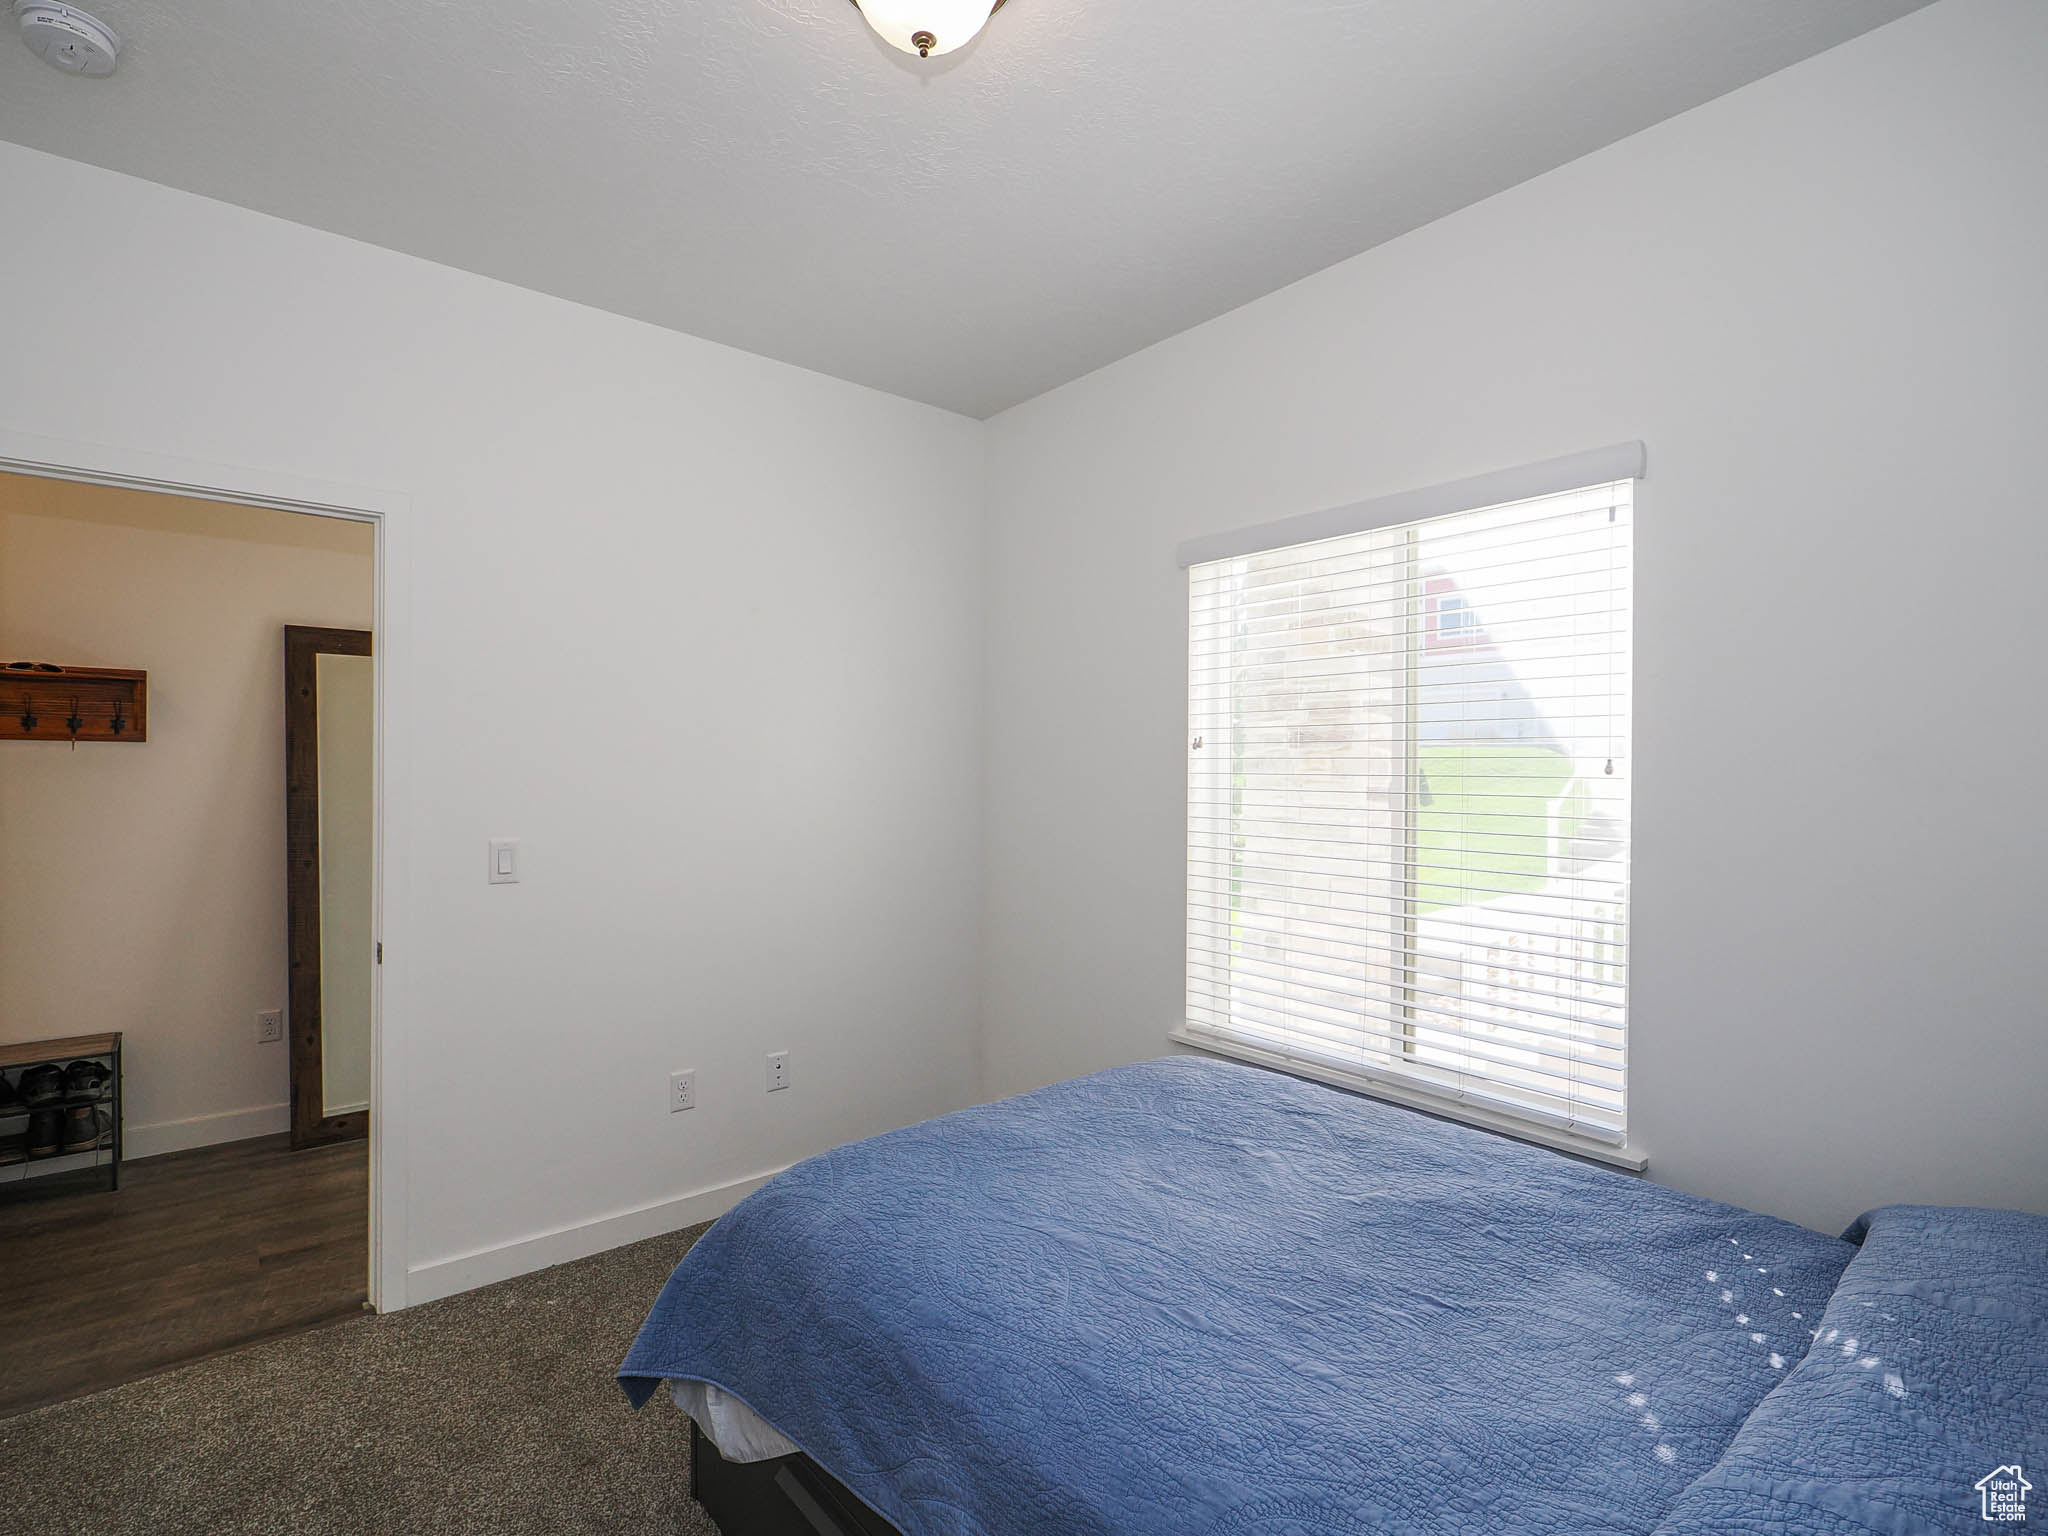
[847,0,1007,59]
[14,0,120,76]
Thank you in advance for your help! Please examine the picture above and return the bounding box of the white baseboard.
[126,1101,289,1160]
[403,1165,786,1308]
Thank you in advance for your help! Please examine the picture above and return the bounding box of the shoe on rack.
[0,1129,25,1166]
[26,1108,63,1158]
[60,1104,108,1153]
[63,1059,109,1098]
[0,1073,22,1112]
[19,1063,65,1105]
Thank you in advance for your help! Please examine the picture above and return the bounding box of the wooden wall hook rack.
[1,664,148,743]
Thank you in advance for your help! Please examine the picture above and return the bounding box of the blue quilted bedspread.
[1655,1203,2048,1536]
[619,1056,1857,1535]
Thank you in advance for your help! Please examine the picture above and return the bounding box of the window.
[1183,470,1633,1148]
[1430,590,1477,645]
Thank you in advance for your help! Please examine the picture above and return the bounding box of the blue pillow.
[1655,1204,2048,1535]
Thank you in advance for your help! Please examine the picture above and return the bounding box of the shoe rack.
[0,1033,122,1192]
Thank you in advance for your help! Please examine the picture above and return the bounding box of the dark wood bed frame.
[690,1420,904,1536]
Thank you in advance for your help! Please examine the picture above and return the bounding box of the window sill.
[1166,1025,1650,1174]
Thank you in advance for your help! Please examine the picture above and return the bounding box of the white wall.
[0,138,986,1300]
[980,0,2048,1235]
[0,478,373,1156]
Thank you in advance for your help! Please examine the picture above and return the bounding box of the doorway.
[0,468,382,1413]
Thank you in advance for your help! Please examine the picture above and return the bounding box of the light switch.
[488,838,520,884]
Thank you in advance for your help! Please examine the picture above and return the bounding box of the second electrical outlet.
[766,1051,790,1092]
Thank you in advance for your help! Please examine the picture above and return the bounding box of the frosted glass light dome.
[852,0,1000,58]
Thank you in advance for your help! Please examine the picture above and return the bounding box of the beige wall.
[0,473,373,1155]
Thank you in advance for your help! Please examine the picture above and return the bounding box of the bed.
[619,1055,2046,1535]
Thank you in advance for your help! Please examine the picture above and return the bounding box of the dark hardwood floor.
[0,1133,367,1417]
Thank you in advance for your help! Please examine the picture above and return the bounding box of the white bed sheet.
[668,1378,801,1463]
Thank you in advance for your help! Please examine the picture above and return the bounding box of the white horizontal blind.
[1186,479,1632,1144]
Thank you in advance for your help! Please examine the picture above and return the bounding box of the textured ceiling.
[0,0,1927,417]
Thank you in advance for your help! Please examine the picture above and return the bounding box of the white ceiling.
[1,0,1927,417]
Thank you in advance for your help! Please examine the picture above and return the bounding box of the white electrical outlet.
[257,1008,284,1044]
[669,1069,696,1113]
[766,1051,790,1093]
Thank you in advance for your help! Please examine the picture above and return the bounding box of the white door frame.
[0,425,413,1312]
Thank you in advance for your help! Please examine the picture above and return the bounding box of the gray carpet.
[1,1222,721,1536]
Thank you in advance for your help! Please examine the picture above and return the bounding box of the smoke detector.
[15,1,120,76]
